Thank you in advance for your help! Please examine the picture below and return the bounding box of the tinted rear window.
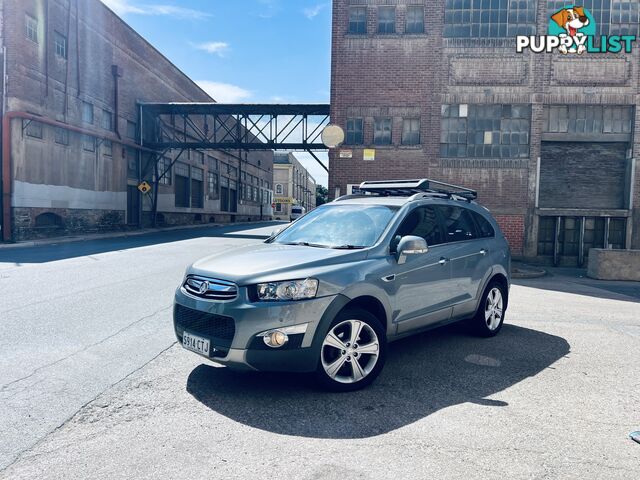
[438,206,478,242]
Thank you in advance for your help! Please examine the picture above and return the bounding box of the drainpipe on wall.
[111,65,122,138]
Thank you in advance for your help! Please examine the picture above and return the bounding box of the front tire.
[315,308,386,392]
[471,280,507,337]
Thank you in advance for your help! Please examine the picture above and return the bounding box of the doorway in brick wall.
[537,216,627,267]
[127,186,141,226]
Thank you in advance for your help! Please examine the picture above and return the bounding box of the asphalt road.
[0,222,281,471]
[1,227,639,479]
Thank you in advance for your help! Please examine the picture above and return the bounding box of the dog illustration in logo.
[551,6,590,54]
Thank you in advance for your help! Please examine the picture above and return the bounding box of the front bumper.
[173,286,337,372]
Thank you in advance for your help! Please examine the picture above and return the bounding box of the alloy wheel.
[484,287,504,331]
[320,319,380,384]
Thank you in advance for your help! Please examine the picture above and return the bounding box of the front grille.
[174,304,235,348]
[182,276,238,301]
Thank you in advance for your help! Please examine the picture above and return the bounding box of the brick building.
[330,0,640,265]
[0,0,273,242]
[273,152,317,220]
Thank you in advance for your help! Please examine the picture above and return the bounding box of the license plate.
[182,331,210,356]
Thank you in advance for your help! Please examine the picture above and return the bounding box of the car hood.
[188,242,368,285]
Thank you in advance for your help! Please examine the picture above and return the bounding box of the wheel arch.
[340,295,389,333]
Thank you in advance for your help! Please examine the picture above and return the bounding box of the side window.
[473,211,495,238]
[395,206,443,246]
[439,206,478,242]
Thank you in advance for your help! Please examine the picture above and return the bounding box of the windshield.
[272,204,398,248]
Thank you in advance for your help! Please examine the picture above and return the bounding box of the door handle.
[438,257,449,265]
[480,249,487,256]
[382,274,396,282]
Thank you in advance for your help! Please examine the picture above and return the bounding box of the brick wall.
[330,0,640,258]
[495,214,525,256]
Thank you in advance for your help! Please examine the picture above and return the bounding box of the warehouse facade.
[330,0,640,265]
[0,0,273,242]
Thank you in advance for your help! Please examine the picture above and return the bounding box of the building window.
[548,0,639,36]
[348,6,367,34]
[191,167,204,208]
[158,157,172,185]
[126,120,137,140]
[81,134,95,152]
[275,183,283,194]
[103,140,113,156]
[402,118,421,145]
[405,6,425,34]
[194,151,204,165]
[24,120,43,139]
[374,118,392,145]
[102,109,113,131]
[543,105,633,135]
[377,6,396,34]
[82,101,93,124]
[54,127,69,145]
[54,31,67,59]
[444,0,537,38]
[440,104,531,158]
[346,118,364,145]
[175,162,190,208]
[207,156,218,171]
[25,14,38,43]
[275,203,283,213]
[126,148,139,179]
[208,171,219,198]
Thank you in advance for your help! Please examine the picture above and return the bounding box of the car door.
[386,205,455,334]
[437,205,492,318]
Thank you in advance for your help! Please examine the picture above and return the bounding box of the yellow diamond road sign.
[138,181,152,194]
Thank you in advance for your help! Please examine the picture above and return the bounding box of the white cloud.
[303,3,328,19]
[100,0,212,20]
[191,41,230,57]
[196,81,253,103]
[257,0,279,18]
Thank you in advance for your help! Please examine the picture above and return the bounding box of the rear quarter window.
[472,211,496,238]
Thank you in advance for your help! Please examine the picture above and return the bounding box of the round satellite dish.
[321,124,345,148]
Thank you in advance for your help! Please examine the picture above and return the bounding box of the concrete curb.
[0,221,281,250]
[511,264,547,279]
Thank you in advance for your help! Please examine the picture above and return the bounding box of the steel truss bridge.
[139,102,331,171]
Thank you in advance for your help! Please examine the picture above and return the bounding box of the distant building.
[0,0,273,241]
[330,0,640,266]
[273,153,316,220]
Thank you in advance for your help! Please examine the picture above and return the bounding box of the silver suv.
[174,179,511,391]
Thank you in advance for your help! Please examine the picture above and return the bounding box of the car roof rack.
[357,178,477,201]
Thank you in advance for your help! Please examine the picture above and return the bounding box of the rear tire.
[470,280,507,337]
[314,308,386,392]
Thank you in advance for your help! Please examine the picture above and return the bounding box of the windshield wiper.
[282,242,330,248]
[332,245,366,250]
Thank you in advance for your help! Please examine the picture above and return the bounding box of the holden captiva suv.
[174,179,511,391]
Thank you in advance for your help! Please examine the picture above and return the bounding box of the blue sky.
[101,0,332,185]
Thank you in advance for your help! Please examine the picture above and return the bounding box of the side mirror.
[396,235,428,265]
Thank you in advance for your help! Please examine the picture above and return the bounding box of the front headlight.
[256,278,319,301]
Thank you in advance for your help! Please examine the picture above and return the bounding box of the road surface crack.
[0,305,172,394]
[0,342,177,474]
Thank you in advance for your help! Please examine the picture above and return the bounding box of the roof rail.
[358,178,477,201]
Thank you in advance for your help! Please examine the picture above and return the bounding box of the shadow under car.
[186,323,570,439]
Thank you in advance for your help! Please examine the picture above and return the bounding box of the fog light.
[263,330,288,348]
